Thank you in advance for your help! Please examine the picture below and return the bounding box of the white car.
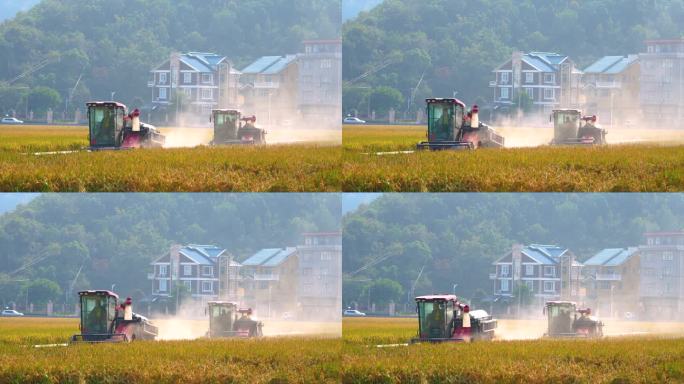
[343,309,366,317]
[1,117,24,124]
[343,117,366,124]
[1,309,24,316]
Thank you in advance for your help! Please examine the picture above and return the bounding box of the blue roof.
[584,55,637,74]
[180,52,226,73]
[584,248,638,266]
[525,52,569,72]
[242,247,297,267]
[179,244,226,265]
[241,55,297,75]
[262,55,297,75]
[523,56,555,72]
[522,244,569,265]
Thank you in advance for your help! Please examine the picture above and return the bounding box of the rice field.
[341,317,684,383]
[3,317,684,383]
[0,125,341,192]
[0,317,340,383]
[342,124,684,192]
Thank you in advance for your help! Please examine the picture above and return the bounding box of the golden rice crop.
[0,318,340,383]
[342,125,684,192]
[0,125,341,191]
[341,317,684,383]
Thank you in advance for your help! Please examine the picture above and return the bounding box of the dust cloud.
[151,292,340,341]
[492,115,684,148]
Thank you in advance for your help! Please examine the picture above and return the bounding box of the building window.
[201,73,213,84]
[544,266,555,277]
[544,281,555,292]
[525,265,534,276]
[501,264,510,276]
[184,72,192,84]
[202,266,213,276]
[501,87,509,99]
[183,265,192,276]
[321,252,333,261]
[159,87,167,100]
[501,72,509,84]
[302,267,312,276]
[202,281,213,293]
[501,279,509,292]
[524,88,534,99]
[525,72,534,83]
[159,265,168,276]
[159,279,167,292]
[543,73,555,84]
[319,268,328,280]
[321,59,332,69]
[183,280,191,290]
[183,88,192,99]
[201,88,213,100]
[159,72,167,84]
[663,252,674,261]
[543,88,554,100]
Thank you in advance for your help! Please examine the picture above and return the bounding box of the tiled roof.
[584,55,637,74]
[584,247,638,266]
[241,55,297,75]
[242,247,297,267]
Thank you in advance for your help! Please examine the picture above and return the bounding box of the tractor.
[411,295,497,343]
[543,301,604,338]
[206,301,263,338]
[70,290,158,343]
[87,101,165,150]
[417,98,505,150]
[550,109,607,145]
[209,109,266,145]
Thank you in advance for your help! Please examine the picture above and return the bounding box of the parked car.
[343,116,366,124]
[1,309,24,316]
[343,309,366,317]
[1,117,24,124]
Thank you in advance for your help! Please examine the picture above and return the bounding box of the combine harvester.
[550,109,607,146]
[417,98,505,150]
[87,101,165,150]
[543,301,604,338]
[411,295,497,343]
[70,290,158,343]
[206,301,263,338]
[209,109,266,145]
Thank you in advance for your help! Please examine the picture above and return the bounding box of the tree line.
[342,0,684,118]
[0,0,340,117]
[343,194,684,309]
[0,194,340,307]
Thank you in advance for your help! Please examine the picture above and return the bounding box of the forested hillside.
[343,194,684,307]
[342,0,684,116]
[0,0,340,115]
[0,194,340,306]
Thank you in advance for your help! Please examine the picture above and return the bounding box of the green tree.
[27,86,61,114]
[370,86,404,115]
[368,278,403,306]
[23,278,62,305]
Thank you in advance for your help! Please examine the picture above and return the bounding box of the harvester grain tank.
[543,301,603,338]
[209,109,266,145]
[70,290,158,343]
[550,109,607,145]
[206,301,263,338]
[417,98,505,150]
[411,295,497,343]
[87,101,165,149]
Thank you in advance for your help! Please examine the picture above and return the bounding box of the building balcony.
[595,273,622,281]
[147,272,155,280]
[147,81,155,87]
[489,273,497,280]
[253,81,280,89]
[253,273,280,281]
[489,81,497,88]
[595,81,622,89]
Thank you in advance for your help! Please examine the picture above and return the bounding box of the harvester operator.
[425,304,444,334]
[88,299,107,333]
